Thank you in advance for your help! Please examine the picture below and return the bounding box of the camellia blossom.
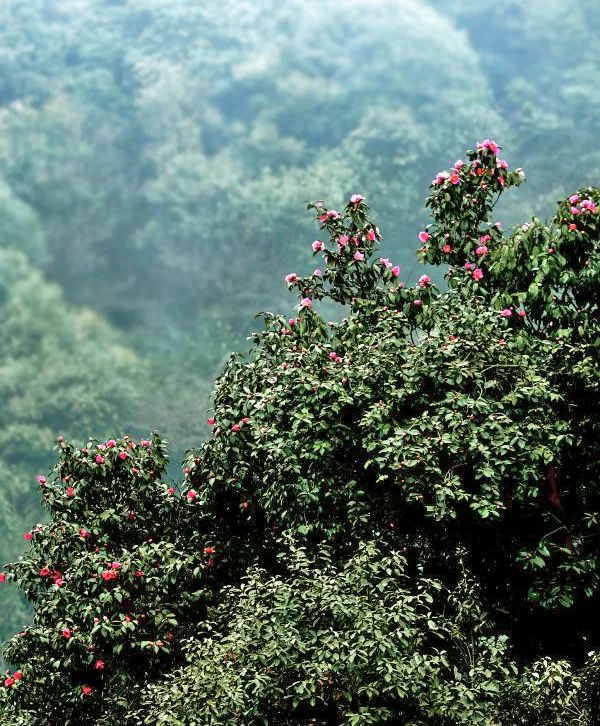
[207,417,216,425]
[391,265,400,277]
[413,299,422,307]
[418,231,430,243]
[285,273,299,284]
[367,229,376,241]
[338,235,350,247]
[472,268,484,281]
[475,245,488,256]
[312,240,325,252]
[24,532,32,541]
[102,570,118,582]
[380,258,392,269]
[327,210,340,219]
[300,298,312,308]
[353,251,364,261]
[350,193,364,204]
[95,455,104,464]
[450,174,460,185]
[82,686,93,697]
[118,451,128,460]
[66,487,75,497]
[61,628,71,639]
[569,194,579,204]
[95,660,105,670]
[518,309,527,317]
[40,567,51,577]
[105,439,116,448]
[500,308,512,317]
[442,244,452,254]
[231,424,241,432]
[0,573,5,582]
[36,475,46,485]
[313,268,322,277]
[418,274,431,287]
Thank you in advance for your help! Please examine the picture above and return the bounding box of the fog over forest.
[1,0,599,646]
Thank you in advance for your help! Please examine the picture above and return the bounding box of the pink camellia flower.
[285,273,299,284]
[24,532,32,541]
[82,686,93,697]
[242,417,250,424]
[312,240,325,252]
[367,229,377,241]
[464,262,474,271]
[0,573,5,583]
[313,268,323,277]
[418,231,430,243]
[4,677,14,687]
[500,309,512,317]
[141,440,151,447]
[480,234,491,243]
[380,257,392,269]
[571,206,581,215]
[54,577,65,587]
[13,672,22,681]
[518,309,527,317]
[95,455,104,464]
[569,194,579,204]
[111,562,122,570]
[569,223,577,231]
[135,569,143,577]
[338,234,350,247]
[62,628,71,639]
[187,489,197,501]
[300,298,312,308]
[102,570,117,582]
[442,244,452,254]
[391,265,400,277]
[521,224,530,232]
[413,299,422,307]
[353,251,364,261]
[79,528,90,538]
[450,174,460,185]
[231,424,241,432]
[418,274,431,287]
[329,351,338,361]
[66,487,75,497]
[327,210,341,219]
[454,160,464,169]
[95,660,105,670]
[498,159,508,169]
[350,193,364,204]
[167,487,175,495]
[207,417,216,425]
[472,268,484,281]
[118,451,128,460]
[475,245,488,256]
[40,567,51,577]
[36,475,46,485]
[288,318,297,326]
[106,439,116,448]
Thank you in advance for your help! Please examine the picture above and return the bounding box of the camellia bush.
[2,141,599,724]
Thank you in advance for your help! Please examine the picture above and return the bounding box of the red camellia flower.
[95,455,104,464]
[24,532,32,541]
[207,417,216,425]
[82,685,93,697]
[135,570,143,578]
[102,570,118,582]
[231,423,241,432]
[204,546,215,555]
[61,628,71,639]
[4,676,15,687]
[39,567,51,577]
[95,660,105,670]
[167,487,175,495]
[0,573,5,583]
[79,528,90,538]
[128,510,136,521]
[66,487,75,497]
[186,489,198,501]
[13,671,22,681]
[118,451,128,460]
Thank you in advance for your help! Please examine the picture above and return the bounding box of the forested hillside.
[1,0,600,653]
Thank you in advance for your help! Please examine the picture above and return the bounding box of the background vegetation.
[1,0,600,660]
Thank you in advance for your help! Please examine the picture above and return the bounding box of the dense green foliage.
[3,0,600,648]
[1,141,598,723]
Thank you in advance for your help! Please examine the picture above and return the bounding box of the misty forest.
[0,0,599,724]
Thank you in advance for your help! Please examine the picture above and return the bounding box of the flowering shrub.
[0,434,226,724]
[2,141,599,723]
